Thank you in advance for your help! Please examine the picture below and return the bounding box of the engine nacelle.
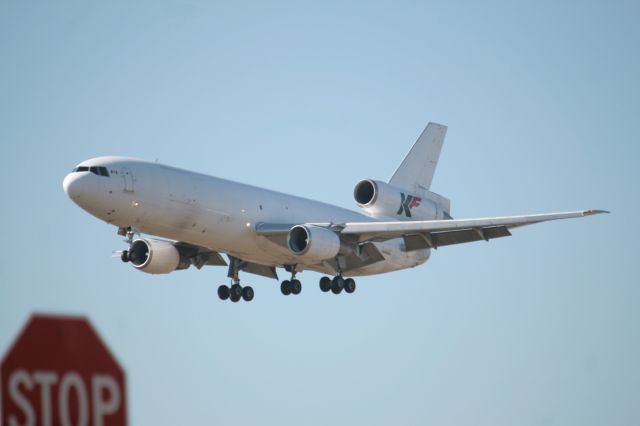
[287,225,341,262]
[128,239,188,274]
[354,179,450,221]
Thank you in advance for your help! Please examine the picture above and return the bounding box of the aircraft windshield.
[72,166,109,177]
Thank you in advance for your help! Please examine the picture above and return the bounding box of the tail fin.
[389,122,447,192]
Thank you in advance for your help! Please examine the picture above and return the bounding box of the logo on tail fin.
[397,193,422,217]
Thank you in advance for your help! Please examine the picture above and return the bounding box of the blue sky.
[1,1,638,425]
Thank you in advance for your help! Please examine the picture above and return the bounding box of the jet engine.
[287,225,341,262]
[127,239,190,274]
[354,179,449,221]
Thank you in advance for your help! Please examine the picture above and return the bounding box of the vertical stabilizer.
[389,122,447,192]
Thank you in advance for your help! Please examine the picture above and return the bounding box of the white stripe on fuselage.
[64,156,429,276]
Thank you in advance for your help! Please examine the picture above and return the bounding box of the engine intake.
[129,239,189,274]
[354,179,378,206]
[354,178,450,221]
[287,225,341,262]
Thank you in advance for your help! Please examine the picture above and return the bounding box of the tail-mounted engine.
[354,179,450,221]
[127,239,191,274]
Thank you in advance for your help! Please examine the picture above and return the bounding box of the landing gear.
[281,266,302,296]
[230,284,243,301]
[217,285,230,300]
[118,227,137,263]
[116,226,145,267]
[118,226,137,245]
[319,276,332,292]
[242,286,254,301]
[217,283,254,302]
[218,256,254,303]
[281,280,292,295]
[331,276,344,294]
[280,278,302,295]
[344,278,356,294]
[230,290,242,303]
[318,275,356,295]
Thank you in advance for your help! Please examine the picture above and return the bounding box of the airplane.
[62,123,607,302]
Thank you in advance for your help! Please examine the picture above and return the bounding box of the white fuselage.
[63,157,429,277]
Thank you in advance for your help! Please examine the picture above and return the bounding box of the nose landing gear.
[116,226,138,264]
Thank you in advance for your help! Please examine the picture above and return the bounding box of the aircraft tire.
[281,280,292,295]
[218,285,230,300]
[242,286,254,302]
[344,278,356,294]
[230,284,243,300]
[291,280,302,295]
[319,277,331,292]
[331,276,344,294]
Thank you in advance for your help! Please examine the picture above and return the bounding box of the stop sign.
[1,314,127,426]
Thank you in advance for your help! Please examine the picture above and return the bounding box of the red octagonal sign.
[1,314,127,426]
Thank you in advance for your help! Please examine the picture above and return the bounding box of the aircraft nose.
[63,172,88,200]
[63,173,76,198]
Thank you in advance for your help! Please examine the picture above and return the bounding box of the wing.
[176,241,278,279]
[173,242,228,268]
[339,209,608,249]
[255,209,607,271]
[255,222,385,272]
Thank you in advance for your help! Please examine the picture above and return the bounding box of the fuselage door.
[121,167,134,192]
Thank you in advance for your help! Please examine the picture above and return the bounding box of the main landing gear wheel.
[230,284,243,300]
[281,280,292,295]
[319,275,356,295]
[242,286,254,302]
[344,278,356,294]
[319,277,331,292]
[218,285,230,300]
[291,279,302,295]
[280,265,303,296]
[220,256,255,303]
[331,276,344,294]
[217,283,254,302]
[229,283,241,302]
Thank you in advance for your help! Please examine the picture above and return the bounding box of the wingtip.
[583,209,610,216]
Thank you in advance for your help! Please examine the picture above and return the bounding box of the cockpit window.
[73,166,109,177]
